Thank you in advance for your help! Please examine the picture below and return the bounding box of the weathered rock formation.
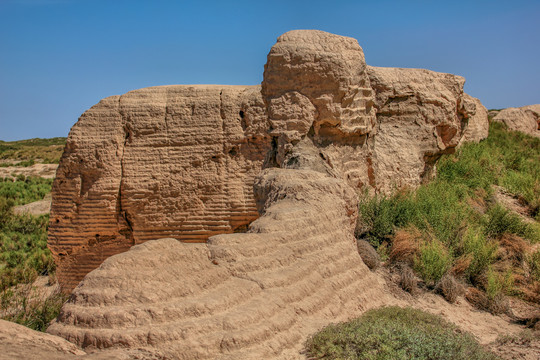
[0,319,165,359]
[459,94,489,145]
[49,86,270,290]
[492,104,540,138]
[367,67,483,188]
[47,168,395,359]
[49,29,488,291]
[0,319,85,360]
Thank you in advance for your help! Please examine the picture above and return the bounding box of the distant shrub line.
[0,137,66,164]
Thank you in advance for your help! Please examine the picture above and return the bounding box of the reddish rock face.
[49,30,488,292]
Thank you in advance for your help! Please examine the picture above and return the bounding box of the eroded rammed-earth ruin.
[49,30,488,291]
[38,30,490,359]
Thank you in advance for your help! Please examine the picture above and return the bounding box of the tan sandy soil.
[494,185,536,223]
[0,163,58,179]
[13,193,52,216]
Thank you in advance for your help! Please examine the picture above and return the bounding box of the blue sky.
[1,0,539,141]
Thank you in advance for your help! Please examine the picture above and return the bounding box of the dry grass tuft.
[465,287,509,315]
[398,264,418,294]
[437,274,463,303]
[467,189,488,214]
[498,233,529,265]
[356,240,380,270]
[390,227,421,264]
[452,254,472,276]
[465,287,490,311]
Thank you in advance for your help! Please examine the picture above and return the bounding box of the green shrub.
[486,268,513,301]
[305,306,499,360]
[0,176,53,206]
[437,143,496,193]
[414,240,452,285]
[0,176,55,292]
[357,191,416,247]
[1,285,67,332]
[462,228,498,281]
[412,180,472,250]
[528,249,540,282]
[355,122,539,314]
[484,205,539,242]
[0,213,53,290]
[357,181,472,252]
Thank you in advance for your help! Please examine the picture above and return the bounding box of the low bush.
[0,176,53,206]
[413,240,451,286]
[437,273,462,303]
[305,306,499,360]
[466,287,491,312]
[357,190,416,247]
[462,229,498,282]
[0,284,67,332]
[389,227,420,264]
[528,249,540,282]
[485,268,513,300]
[484,205,539,242]
[498,233,529,265]
[0,210,53,290]
[398,264,417,294]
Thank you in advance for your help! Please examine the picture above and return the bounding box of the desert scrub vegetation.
[357,123,540,308]
[0,176,53,205]
[0,137,66,164]
[0,175,65,331]
[305,306,499,360]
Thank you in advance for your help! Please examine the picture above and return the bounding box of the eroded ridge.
[48,169,394,359]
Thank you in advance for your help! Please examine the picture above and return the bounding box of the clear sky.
[1,0,539,141]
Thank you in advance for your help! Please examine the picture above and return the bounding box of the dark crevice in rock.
[219,90,226,120]
[117,101,135,246]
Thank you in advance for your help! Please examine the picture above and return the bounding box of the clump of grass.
[485,268,513,300]
[305,306,499,360]
[496,329,538,346]
[498,233,529,266]
[484,205,539,242]
[0,210,54,290]
[462,228,498,282]
[357,190,416,247]
[1,285,67,332]
[437,274,463,303]
[414,239,451,286]
[528,249,540,282]
[0,159,36,167]
[389,227,420,264]
[398,264,418,294]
